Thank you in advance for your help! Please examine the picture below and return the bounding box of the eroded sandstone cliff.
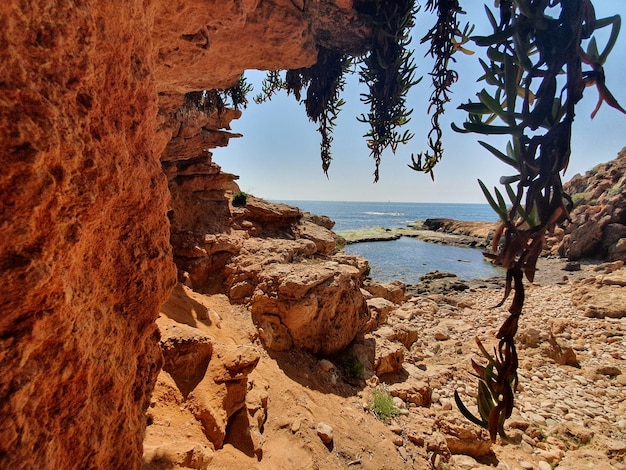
[1,3,174,468]
[1,1,371,468]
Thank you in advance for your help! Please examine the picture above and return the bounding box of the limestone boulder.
[230,197,302,237]
[186,343,260,449]
[434,412,492,457]
[388,377,431,407]
[293,219,338,255]
[224,237,319,302]
[143,371,215,469]
[372,338,405,376]
[251,262,369,355]
[364,297,397,332]
[363,280,407,304]
[154,315,260,451]
[572,274,626,319]
[159,318,214,397]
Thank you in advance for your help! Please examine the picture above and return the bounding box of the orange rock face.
[1,2,175,468]
[2,0,371,468]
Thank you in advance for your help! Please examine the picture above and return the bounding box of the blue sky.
[215,2,626,203]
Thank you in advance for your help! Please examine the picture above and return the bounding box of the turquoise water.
[275,200,504,283]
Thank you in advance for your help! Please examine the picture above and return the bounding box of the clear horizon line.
[268,198,491,205]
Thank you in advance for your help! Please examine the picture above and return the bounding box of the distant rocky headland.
[337,218,499,248]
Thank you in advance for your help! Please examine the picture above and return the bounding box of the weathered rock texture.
[223,198,371,355]
[0,3,175,468]
[549,148,626,261]
[1,0,372,468]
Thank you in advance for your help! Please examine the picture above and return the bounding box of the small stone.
[392,397,406,409]
[595,366,621,377]
[392,435,404,446]
[528,412,547,426]
[615,374,626,386]
[519,460,534,470]
[316,422,334,444]
[389,423,403,435]
[520,441,534,454]
[434,331,449,341]
[563,261,581,272]
[440,398,452,411]
[449,455,479,469]
[538,461,552,470]
[291,418,301,434]
[539,449,564,464]
[431,392,441,403]
[398,446,409,461]
[607,439,626,453]
[318,359,335,372]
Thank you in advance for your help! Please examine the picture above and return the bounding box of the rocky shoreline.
[144,193,626,469]
[337,218,499,249]
[142,151,626,469]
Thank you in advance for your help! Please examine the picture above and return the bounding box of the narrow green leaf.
[463,122,519,135]
[479,90,507,120]
[475,338,497,367]
[454,390,487,428]
[494,187,508,214]
[499,175,520,184]
[458,102,492,115]
[505,183,532,223]
[586,37,600,61]
[479,141,517,168]
[506,141,518,162]
[472,27,515,47]
[487,47,508,63]
[484,5,498,31]
[504,54,517,125]
[451,122,472,134]
[479,179,507,221]
[598,16,621,63]
[505,183,516,203]
[477,381,495,422]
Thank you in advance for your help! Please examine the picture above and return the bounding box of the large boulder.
[251,262,370,355]
[571,268,626,319]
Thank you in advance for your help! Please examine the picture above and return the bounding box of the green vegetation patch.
[368,386,400,423]
[571,192,595,207]
[232,191,248,207]
[342,355,365,380]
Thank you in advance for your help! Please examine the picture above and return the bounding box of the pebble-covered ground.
[373,260,626,469]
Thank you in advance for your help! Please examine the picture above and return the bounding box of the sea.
[276,200,505,284]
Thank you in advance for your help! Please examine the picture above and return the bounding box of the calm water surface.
[275,200,504,283]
